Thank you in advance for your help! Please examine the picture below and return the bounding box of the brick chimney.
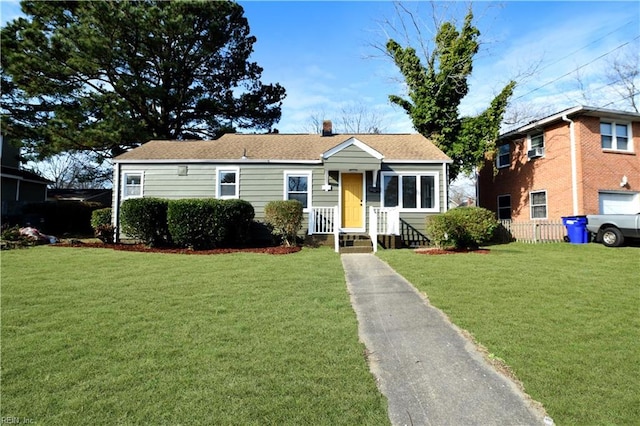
[322,120,332,136]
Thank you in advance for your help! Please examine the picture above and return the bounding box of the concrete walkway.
[341,253,550,426]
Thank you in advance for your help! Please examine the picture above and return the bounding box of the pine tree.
[1,1,286,159]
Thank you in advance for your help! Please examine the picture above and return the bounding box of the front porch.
[308,206,430,253]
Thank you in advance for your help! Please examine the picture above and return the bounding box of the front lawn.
[1,246,388,425]
[378,243,640,425]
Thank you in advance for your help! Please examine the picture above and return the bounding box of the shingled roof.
[114,133,451,163]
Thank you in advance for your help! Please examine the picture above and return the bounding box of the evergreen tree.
[1,1,286,159]
[386,9,514,181]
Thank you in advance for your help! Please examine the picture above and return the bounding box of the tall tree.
[1,0,286,160]
[386,8,514,181]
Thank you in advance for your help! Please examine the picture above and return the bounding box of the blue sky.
[2,1,639,134]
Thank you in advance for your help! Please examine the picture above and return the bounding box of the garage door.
[599,192,640,214]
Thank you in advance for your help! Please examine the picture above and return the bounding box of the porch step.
[339,233,373,254]
[340,245,374,254]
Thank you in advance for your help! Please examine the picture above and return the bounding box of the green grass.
[378,243,640,425]
[1,246,389,425]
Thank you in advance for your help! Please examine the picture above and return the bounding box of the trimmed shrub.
[120,198,170,246]
[264,200,303,246]
[426,207,498,249]
[91,208,114,243]
[220,199,255,246]
[167,199,223,249]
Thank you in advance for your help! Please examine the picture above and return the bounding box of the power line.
[514,35,640,101]
[534,20,637,75]
[598,91,639,109]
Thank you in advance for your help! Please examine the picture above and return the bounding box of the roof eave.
[114,158,324,164]
[500,105,640,139]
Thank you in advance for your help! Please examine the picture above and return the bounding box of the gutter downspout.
[113,162,121,243]
[443,162,449,211]
[562,115,579,215]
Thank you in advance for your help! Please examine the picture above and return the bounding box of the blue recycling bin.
[561,216,589,244]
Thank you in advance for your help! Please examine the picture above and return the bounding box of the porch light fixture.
[322,169,332,191]
[620,175,628,187]
[241,148,247,160]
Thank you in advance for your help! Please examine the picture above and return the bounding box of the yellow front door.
[342,173,363,228]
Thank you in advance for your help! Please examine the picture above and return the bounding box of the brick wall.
[578,116,640,214]
[479,113,640,221]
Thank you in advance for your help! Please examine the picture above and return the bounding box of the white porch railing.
[369,207,400,253]
[308,206,340,252]
[309,206,401,253]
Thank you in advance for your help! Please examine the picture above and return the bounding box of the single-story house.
[112,122,452,252]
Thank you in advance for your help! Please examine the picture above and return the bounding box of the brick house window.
[497,194,511,220]
[496,144,510,168]
[530,190,547,219]
[529,133,544,149]
[600,121,631,151]
[527,133,545,159]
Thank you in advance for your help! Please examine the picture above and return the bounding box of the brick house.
[478,106,640,222]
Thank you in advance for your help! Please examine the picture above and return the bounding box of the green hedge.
[91,208,114,243]
[426,207,498,249]
[90,208,112,229]
[120,198,170,246]
[221,199,255,246]
[264,200,303,247]
[167,199,254,249]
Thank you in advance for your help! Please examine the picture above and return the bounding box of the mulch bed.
[414,247,490,255]
[53,241,301,255]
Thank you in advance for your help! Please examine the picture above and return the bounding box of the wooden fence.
[496,220,567,243]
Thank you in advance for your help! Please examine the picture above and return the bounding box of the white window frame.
[529,190,547,220]
[122,171,144,199]
[284,170,312,211]
[216,167,240,199]
[528,132,545,150]
[497,194,511,220]
[600,121,633,152]
[496,144,510,169]
[380,171,440,212]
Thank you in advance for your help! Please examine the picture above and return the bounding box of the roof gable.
[322,137,384,160]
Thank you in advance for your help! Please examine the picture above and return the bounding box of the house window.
[530,190,547,219]
[496,144,510,169]
[217,168,239,199]
[497,194,511,220]
[529,133,544,149]
[527,132,545,159]
[284,171,311,209]
[381,172,438,211]
[123,172,143,198]
[601,121,631,152]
